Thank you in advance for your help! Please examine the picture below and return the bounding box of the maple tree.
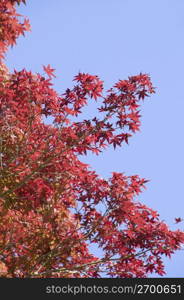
[0,0,183,278]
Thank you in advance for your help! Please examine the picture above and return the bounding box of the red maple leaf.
[43,64,56,78]
[175,217,183,224]
[23,19,31,32]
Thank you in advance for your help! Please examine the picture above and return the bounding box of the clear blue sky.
[6,0,184,277]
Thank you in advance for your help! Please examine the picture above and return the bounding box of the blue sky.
[6,0,184,277]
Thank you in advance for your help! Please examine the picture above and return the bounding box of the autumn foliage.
[0,0,183,278]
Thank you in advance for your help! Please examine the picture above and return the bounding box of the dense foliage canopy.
[0,0,183,278]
